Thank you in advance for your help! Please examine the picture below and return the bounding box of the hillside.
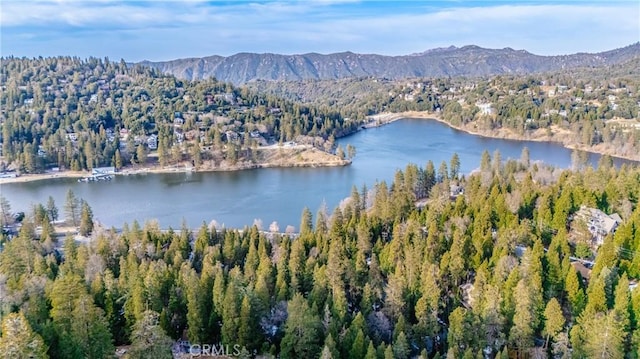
[139,43,640,84]
[0,57,356,176]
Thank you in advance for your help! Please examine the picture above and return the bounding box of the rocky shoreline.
[366,111,640,163]
[0,146,350,185]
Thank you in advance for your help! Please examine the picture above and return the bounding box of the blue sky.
[1,0,638,62]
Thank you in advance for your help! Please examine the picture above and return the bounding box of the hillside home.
[475,102,494,115]
[574,206,622,246]
[449,184,465,199]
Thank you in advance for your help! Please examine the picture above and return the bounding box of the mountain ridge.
[138,43,640,84]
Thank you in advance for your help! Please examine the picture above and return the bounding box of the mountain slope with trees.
[139,43,640,84]
[248,56,640,161]
[0,57,357,175]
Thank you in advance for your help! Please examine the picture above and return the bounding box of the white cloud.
[1,1,638,60]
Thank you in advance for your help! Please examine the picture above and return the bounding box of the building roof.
[571,261,592,282]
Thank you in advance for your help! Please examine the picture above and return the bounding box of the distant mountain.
[138,43,640,84]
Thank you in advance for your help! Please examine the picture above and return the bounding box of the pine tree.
[71,294,115,359]
[237,295,257,350]
[221,281,240,345]
[322,333,340,359]
[185,270,206,343]
[582,311,625,358]
[136,144,147,165]
[300,207,313,235]
[0,312,48,359]
[46,195,58,222]
[128,310,173,359]
[520,147,530,167]
[320,345,334,359]
[113,148,122,170]
[79,199,94,236]
[348,329,366,359]
[543,298,565,348]
[450,152,461,179]
[393,331,410,359]
[64,189,80,227]
[480,150,492,172]
[49,274,114,359]
[509,280,534,356]
[364,340,377,359]
[280,294,322,359]
[384,344,394,359]
[565,266,586,319]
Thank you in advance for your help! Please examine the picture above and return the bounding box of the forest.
[0,57,357,174]
[2,151,640,358]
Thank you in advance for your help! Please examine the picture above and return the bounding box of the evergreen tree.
[136,144,147,165]
[565,266,586,319]
[237,295,257,350]
[64,189,80,227]
[300,207,313,235]
[46,195,59,222]
[0,312,48,359]
[221,281,240,345]
[543,298,565,348]
[0,195,12,226]
[450,152,461,179]
[128,310,173,359]
[509,280,534,356]
[49,274,114,359]
[112,148,122,170]
[79,199,94,236]
[280,294,322,359]
[393,331,410,359]
[581,311,625,358]
[348,329,366,359]
[480,150,492,172]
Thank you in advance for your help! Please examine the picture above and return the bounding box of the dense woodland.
[0,57,356,173]
[250,57,640,160]
[2,152,640,358]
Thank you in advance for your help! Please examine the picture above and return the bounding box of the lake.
[0,118,630,230]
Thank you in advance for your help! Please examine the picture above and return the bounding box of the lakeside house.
[147,134,158,150]
[93,167,116,175]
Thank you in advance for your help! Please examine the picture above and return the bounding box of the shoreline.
[363,110,640,163]
[0,153,350,185]
[2,111,637,185]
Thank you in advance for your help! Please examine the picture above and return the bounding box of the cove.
[0,118,631,229]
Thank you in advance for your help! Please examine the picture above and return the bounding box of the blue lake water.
[0,118,630,229]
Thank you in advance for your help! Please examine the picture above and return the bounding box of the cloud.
[1,1,638,60]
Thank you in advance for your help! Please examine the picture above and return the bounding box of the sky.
[1,0,639,62]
